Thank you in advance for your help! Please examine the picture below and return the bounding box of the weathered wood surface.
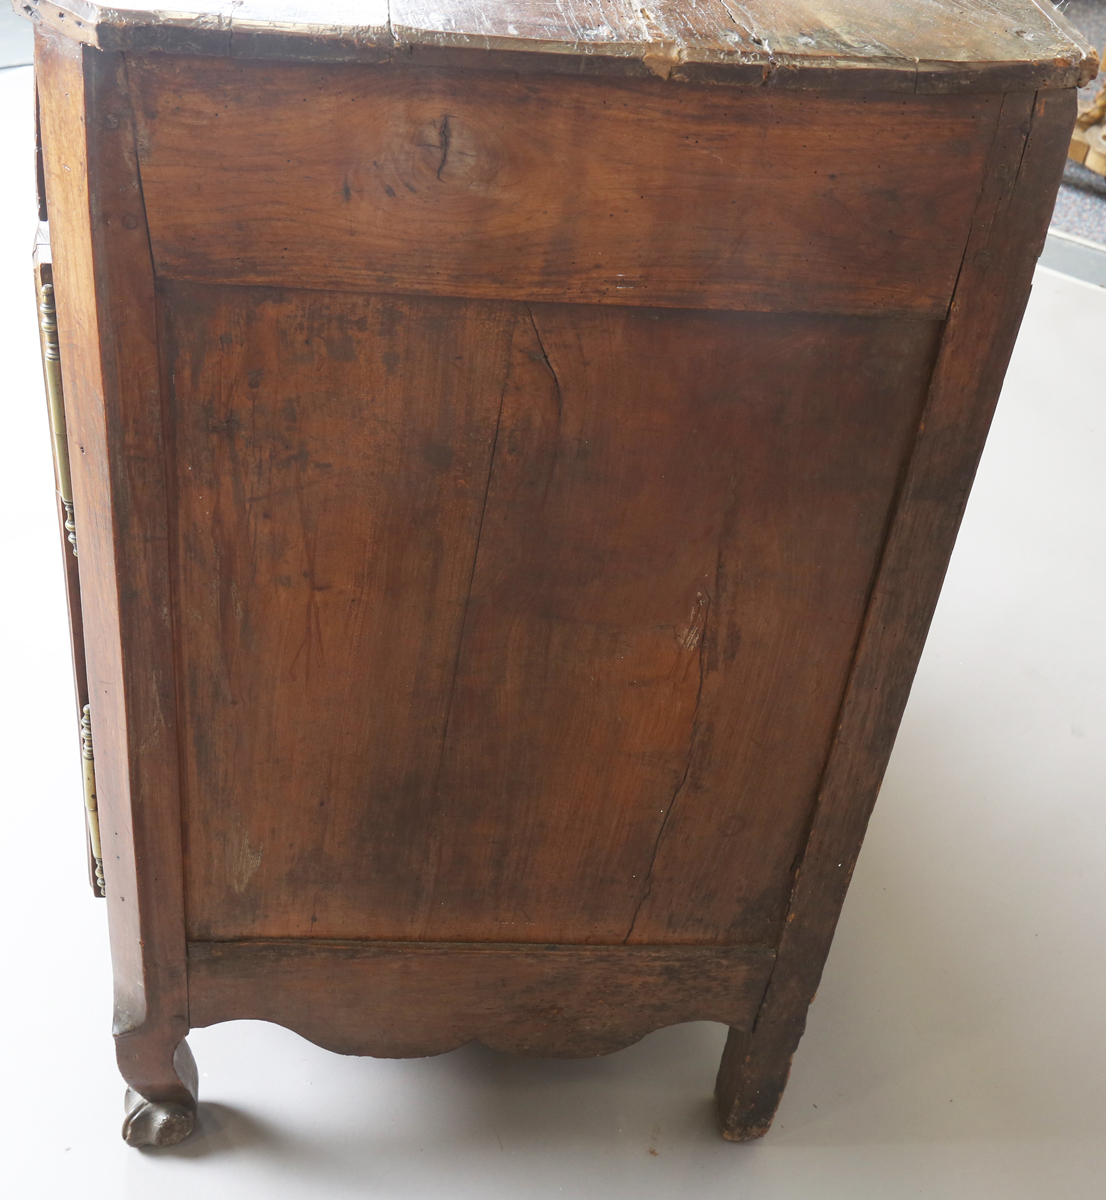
[30,0,1080,1146]
[715,85,1077,1140]
[164,281,939,946]
[131,57,1000,316]
[18,0,1098,89]
[35,31,194,1121]
[188,940,775,1056]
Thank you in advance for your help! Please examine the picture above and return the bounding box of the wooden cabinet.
[27,0,1094,1148]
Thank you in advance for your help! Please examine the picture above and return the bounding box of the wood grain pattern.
[164,282,939,946]
[424,304,942,947]
[31,4,1079,1147]
[129,56,1000,316]
[187,940,775,1056]
[35,32,194,1111]
[20,0,1098,90]
[715,86,1077,1140]
[162,283,515,941]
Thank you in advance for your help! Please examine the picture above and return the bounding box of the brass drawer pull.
[37,281,76,556]
[80,705,106,898]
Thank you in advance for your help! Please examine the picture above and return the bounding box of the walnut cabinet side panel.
[33,27,1076,1146]
[163,283,941,950]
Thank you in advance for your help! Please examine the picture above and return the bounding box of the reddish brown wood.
[161,283,515,940]
[163,284,938,946]
[29,0,1081,1150]
[35,31,194,1138]
[188,940,775,1056]
[424,305,940,947]
[127,56,1001,317]
[714,85,1078,1140]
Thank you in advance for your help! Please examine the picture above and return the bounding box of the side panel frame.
[36,30,193,1114]
[715,86,1076,1139]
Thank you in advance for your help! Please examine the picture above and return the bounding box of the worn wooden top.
[21,0,1097,91]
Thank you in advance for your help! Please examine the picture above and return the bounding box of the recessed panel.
[133,58,997,315]
[165,281,938,945]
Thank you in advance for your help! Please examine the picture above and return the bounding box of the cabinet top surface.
[23,0,1098,90]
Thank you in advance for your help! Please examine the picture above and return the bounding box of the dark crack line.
[433,365,507,784]
[416,329,513,926]
[525,305,563,418]
[624,592,710,943]
[437,115,453,179]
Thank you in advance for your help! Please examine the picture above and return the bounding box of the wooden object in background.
[1069,39,1106,176]
[26,0,1095,1149]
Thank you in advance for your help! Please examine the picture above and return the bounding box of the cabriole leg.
[118,1032,198,1147]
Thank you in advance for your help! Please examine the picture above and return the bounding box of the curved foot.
[119,1036,199,1147]
[122,1088,197,1147]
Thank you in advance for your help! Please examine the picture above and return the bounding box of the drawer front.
[130,57,999,317]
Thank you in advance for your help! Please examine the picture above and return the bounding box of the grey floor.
[3,51,1106,1200]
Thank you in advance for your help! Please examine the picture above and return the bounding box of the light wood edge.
[16,0,1098,91]
[716,85,1077,1139]
[35,29,190,1100]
